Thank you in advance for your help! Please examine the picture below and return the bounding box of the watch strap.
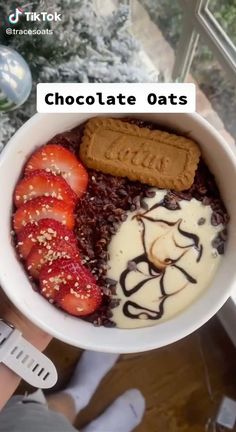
[0,321,57,388]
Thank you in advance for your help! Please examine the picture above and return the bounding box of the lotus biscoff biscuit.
[79,117,201,191]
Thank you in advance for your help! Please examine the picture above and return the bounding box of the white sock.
[81,389,145,432]
[63,350,119,413]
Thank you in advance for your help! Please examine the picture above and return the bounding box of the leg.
[49,350,119,422]
[0,394,77,432]
[47,392,77,424]
[81,389,145,432]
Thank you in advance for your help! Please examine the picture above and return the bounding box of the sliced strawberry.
[39,258,102,316]
[14,170,77,208]
[13,197,74,233]
[57,282,102,317]
[17,219,77,259]
[26,239,79,279]
[24,144,88,197]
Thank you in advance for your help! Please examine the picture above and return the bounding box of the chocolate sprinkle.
[198,217,206,226]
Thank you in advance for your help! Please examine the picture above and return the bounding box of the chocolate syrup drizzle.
[120,198,203,321]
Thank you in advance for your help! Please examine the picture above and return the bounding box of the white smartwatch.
[0,318,57,388]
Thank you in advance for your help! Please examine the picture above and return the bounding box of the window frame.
[172,0,236,84]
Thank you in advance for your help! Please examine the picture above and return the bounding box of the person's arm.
[0,290,52,410]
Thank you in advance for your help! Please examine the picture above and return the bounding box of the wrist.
[0,292,51,352]
[0,318,57,403]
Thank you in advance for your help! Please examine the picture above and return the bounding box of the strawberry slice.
[13,197,74,233]
[57,282,102,317]
[27,239,79,279]
[14,170,77,208]
[39,258,102,315]
[17,219,77,259]
[24,144,88,197]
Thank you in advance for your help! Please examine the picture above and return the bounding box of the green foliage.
[140,0,182,48]
[210,0,236,45]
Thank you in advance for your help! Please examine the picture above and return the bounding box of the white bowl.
[0,113,236,353]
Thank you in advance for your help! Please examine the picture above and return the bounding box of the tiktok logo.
[8,7,24,24]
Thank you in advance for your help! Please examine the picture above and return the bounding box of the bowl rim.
[0,111,236,353]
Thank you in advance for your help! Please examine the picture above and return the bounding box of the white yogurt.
[107,190,223,329]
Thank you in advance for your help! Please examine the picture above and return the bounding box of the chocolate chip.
[212,236,222,249]
[140,199,149,210]
[103,319,116,328]
[164,194,180,210]
[145,189,156,198]
[211,212,223,226]
[102,287,112,296]
[105,278,117,286]
[110,299,121,309]
[133,195,141,209]
[93,317,102,327]
[217,243,225,255]
[198,185,208,195]
[107,215,115,223]
[172,191,190,201]
[198,217,206,225]
[118,189,128,197]
[121,213,128,222]
[110,285,117,295]
[127,260,137,271]
[202,196,212,206]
